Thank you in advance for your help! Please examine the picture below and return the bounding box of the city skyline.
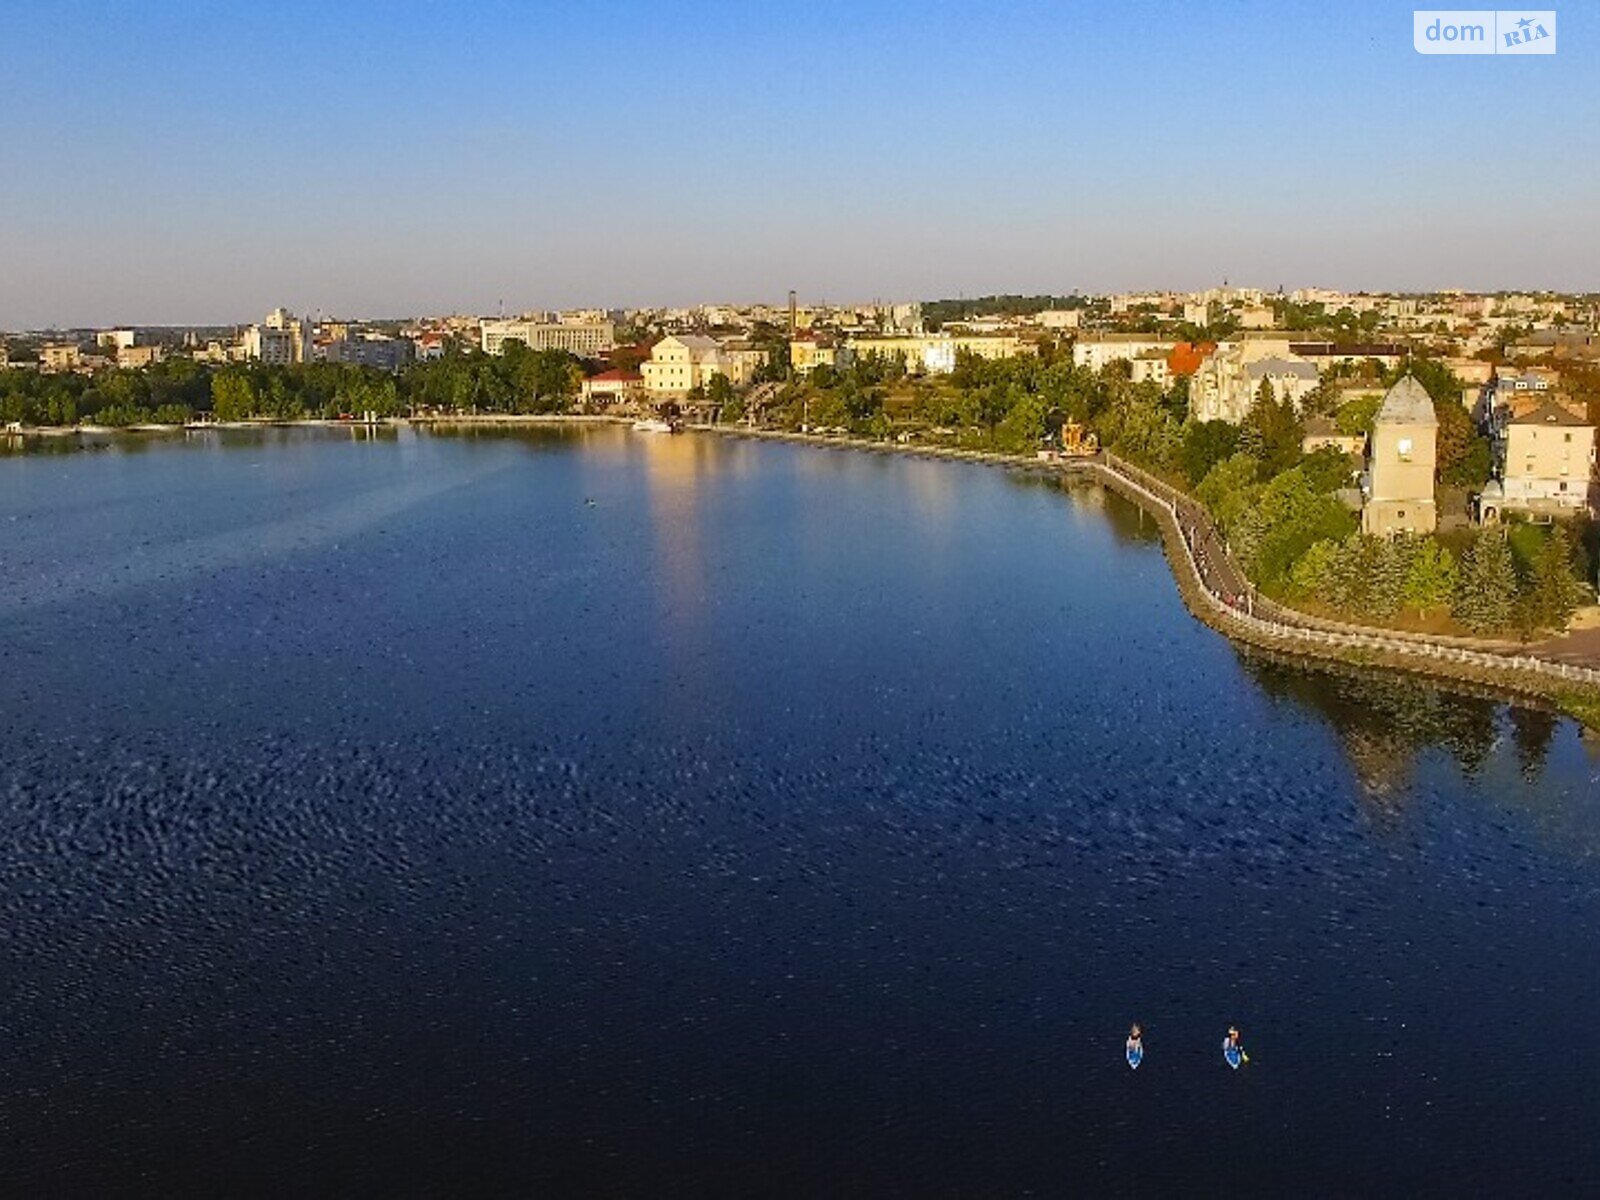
[4,0,1598,328]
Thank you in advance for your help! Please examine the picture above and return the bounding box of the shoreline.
[9,413,1600,729]
[691,422,1600,732]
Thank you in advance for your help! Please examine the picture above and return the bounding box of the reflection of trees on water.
[1238,651,1505,801]
[1233,651,1600,864]
[1507,706,1559,782]
[1041,476,1161,547]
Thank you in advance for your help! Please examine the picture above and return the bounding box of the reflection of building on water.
[640,433,712,623]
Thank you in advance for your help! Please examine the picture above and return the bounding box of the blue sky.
[1,0,1596,327]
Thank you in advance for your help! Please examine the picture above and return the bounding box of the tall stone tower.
[1363,375,1439,536]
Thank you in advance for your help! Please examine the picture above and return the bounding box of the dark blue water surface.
[2,426,1598,1195]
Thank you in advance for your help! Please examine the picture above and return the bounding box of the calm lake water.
[2,426,1597,1195]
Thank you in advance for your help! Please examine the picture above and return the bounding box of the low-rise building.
[1287,341,1408,372]
[1302,416,1366,458]
[412,332,447,362]
[1362,376,1438,536]
[580,369,645,406]
[1036,308,1082,330]
[1129,349,1171,387]
[641,334,761,396]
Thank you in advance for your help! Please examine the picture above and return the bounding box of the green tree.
[1196,452,1262,533]
[1231,465,1359,590]
[1519,526,1587,633]
[1242,378,1304,475]
[1454,528,1519,633]
[1288,538,1341,601]
[1369,535,1414,620]
[1335,393,1382,438]
[211,370,258,421]
[1180,420,1240,488]
[1403,539,1459,618]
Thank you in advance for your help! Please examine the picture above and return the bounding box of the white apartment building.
[1071,333,1177,373]
[244,308,312,364]
[480,318,615,358]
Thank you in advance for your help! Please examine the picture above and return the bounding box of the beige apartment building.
[40,343,81,372]
[1362,376,1438,536]
[1489,398,1597,517]
[117,345,165,368]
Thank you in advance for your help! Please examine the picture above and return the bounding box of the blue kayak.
[1223,1040,1242,1069]
[1126,1042,1143,1070]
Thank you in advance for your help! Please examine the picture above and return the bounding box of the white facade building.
[480,318,615,358]
[1071,333,1177,373]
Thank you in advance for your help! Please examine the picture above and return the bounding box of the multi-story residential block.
[1362,376,1438,536]
[116,345,164,368]
[1483,398,1597,518]
[321,336,415,372]
[244,308,313,364]
[480,318,615,358]
[1189,344,1319,424]
[97,329,138,351]
[40,343,81,372]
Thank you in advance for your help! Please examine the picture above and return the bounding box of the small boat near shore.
[632,418,681,434]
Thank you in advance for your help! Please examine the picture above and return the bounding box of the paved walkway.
[1098,452,1600,673]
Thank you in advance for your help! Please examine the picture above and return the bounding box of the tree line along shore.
[4,340,1597,649]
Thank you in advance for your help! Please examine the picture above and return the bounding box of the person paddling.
[1223,1025,1248,1068]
